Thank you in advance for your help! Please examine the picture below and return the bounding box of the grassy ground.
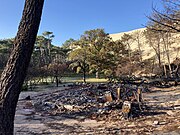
[62,77,108,83]
[23,77,107,92]
[25,76,108,91]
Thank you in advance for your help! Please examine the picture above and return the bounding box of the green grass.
[27,75,108,85]
[62,77,108,83]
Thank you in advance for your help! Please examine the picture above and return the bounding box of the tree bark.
[0,0,44,134]
[161,32,172,77]
[83,68,86,83]
[55,76,59,87]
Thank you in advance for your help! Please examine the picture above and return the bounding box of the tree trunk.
[0,0,44,134]
[83,68,86,83]
[161,32,172,77]
[96,71,99,79]
[163,65,167,78]
[55,76,59,87]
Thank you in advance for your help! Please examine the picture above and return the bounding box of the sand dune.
[110,28,180,64]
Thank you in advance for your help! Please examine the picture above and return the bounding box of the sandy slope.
[110,28,180,64]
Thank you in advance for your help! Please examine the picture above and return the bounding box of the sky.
[0,0,163,46]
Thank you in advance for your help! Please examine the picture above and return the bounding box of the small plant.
[21,84,28,91]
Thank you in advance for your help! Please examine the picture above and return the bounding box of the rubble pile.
[15,83,180,134]
[32,83,146,121]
